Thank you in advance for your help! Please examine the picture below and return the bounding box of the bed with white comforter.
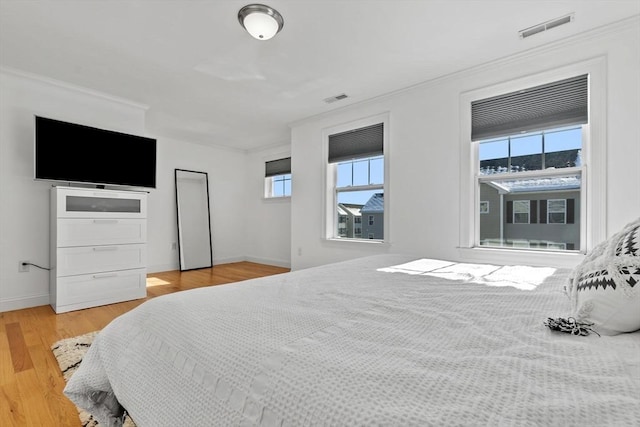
[64,254,640,426]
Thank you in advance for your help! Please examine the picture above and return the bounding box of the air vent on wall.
[324,93,348,104]
[519,13,574,39]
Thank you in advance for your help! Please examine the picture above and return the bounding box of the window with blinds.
[264,157,291,198]
[474,75,586,252]
[327,122,385,240]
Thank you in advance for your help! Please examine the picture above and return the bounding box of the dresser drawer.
[56,244,146,277]
[53,268,147,312]
[57,218,146,247]
[54,187,147,219]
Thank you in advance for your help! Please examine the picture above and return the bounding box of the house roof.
[361,193,384,213]
[337,204,362,217]
[486,175,581,193]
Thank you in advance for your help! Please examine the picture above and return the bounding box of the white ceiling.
[1,0,638,151]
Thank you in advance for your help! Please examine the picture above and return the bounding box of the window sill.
[263,196,291,202]
[324,237,388,246]
[457,246,584,269]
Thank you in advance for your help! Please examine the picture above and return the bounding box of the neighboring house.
[361,193,384,240]
[480,177,580,250]
[337,203,363,238]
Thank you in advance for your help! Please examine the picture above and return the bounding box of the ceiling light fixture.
[238,4,284,41]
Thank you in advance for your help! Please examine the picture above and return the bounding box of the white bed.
[64,254,640,426]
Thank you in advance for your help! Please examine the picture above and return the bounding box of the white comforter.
[64,254,640,426]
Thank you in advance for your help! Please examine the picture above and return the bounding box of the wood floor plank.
[29,341,78,427]
[1,381,27,427]
[15,369,58,426]
[5,323,34,373]
[0,325,15,385]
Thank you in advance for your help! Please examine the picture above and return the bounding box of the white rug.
[52,331,136,427]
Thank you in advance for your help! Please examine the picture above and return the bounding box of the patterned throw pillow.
[566,216,640,335]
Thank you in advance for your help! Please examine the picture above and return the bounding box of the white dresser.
[50,186,148,313]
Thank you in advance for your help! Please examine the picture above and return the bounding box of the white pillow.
[566,216,640,335]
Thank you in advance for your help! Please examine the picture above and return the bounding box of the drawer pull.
[92,273,118,279]
[93,219,119,224]
[93,246,118,251]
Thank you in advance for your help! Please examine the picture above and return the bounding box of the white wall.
[0,69,251,312]
[0,69,147,311]
[244,145,291,268]
[290,18,640,271]
[149,136,247,273]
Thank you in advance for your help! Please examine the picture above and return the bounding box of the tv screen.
[34,116,157,189]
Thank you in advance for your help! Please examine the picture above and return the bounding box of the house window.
[471,74,588,252]
[512,200,530,224]
[326,118,387,241]
[547,199,567,224]
[480,201,489,214]
[265,157,291,198]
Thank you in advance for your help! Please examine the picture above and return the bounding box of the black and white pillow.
[566,216,640,335]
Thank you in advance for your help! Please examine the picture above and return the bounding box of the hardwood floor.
[0,261,289,427]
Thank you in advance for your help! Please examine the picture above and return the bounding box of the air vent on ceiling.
[519,13,574,39]
[324,93,348,104]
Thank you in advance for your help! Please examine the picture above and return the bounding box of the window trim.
[512,200,530,224]
[547,198,567,224]
[479,201,489,214]
[265,173,292,198]
[458,58,606,267]
[263,153,292,200]
[323,112,390,243]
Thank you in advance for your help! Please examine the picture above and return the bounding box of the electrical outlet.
[19,261,29,272]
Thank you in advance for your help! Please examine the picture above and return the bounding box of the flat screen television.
[34,116,157,189]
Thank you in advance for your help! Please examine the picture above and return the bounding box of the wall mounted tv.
[34,116,157,189]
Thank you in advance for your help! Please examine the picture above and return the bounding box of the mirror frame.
[175,168,213,271]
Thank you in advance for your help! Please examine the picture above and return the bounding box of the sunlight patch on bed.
[378,259,556,290]
[146,277,172,287]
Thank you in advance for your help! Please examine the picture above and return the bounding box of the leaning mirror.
[175,169,213,271]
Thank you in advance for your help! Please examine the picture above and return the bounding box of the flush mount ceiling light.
[238,4,284,41]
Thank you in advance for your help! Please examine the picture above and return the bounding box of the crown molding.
[0,66,149,111]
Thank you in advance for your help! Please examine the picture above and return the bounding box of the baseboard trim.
[0,294,50,313]
[244,256,291,269]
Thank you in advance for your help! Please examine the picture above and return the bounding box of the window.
[512,200,530,224]
[471,74,588,252]
[265,157,291,198]
[460,60,607,264]
[547,199,566,224]
[480,201,489,214]
[326,117,387,241]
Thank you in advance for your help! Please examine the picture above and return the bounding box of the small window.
[480,201,489,214]
[368,215,374,225]
[513,200,530,224]
[548,199,566,224]
[265,157,291,198]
